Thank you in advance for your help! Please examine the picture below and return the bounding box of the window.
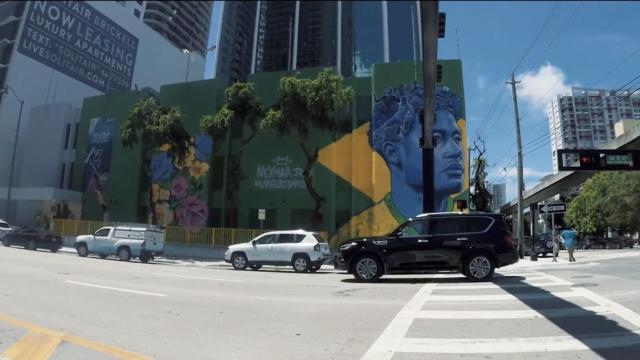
[72,122,79,149]
[134,8,141,18]
[277,233,296,244]
[19,228,38,235]
[63,124,71,150]
[467,217,493,233]
[387,1,420,63]
[341,1,384,77]
[59,163,66,189]
[429,217,493,235]
[68,162,74,189]
[255,234,277,245]
[94,228,110,237]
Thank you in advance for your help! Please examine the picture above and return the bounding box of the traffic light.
[438,12,446,38]
[436,64,443,83]
[558,149,640,171]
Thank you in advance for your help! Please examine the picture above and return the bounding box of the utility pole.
[421,1,439,214]
[3,86,24,223]
[507,73,525,259]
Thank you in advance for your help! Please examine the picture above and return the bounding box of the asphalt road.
[0,245,639,360]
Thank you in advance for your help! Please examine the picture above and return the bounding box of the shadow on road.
[494,274,640,359]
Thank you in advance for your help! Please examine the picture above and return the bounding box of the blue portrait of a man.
[370,82,464,220]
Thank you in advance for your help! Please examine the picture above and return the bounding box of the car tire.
[231,253,248,270]
[250,264,262,271]
[49,246,59,253]
[464,253,495,282]
[2,239,9,247]
[352,254,383,282]
[77,243,88,257]
[27,240,36,251]
[139,253,151,263]
[292,254,310,273]
[99,254,108,259]
[309,265,321,273]
[117,247,131,262]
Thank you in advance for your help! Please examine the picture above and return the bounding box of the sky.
[204,1,640,202]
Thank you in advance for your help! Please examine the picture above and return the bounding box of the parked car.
[335,212,519,282]
[0,219,11,239]
[1,226,62,252]
[225,230,332,272]
[534,232,554,257]
[74,225,164,263]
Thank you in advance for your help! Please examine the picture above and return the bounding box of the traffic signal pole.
[421,1,439,214]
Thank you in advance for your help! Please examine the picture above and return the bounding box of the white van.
[74,225,164,263]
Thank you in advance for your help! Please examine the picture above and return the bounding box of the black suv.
[335,212,518,281]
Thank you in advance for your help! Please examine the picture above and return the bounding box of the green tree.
[121,97,192,224]
[200,83,266,226]
[565,172,640,235]
[260,69,354,228]
[470,139,492,212]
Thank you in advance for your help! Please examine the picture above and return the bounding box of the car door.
[426,217,493,268]
[384,219,437,270]
[92,228,112,253]
[15,228,37,247]
[274,233,298,262]
[250,234,277,262]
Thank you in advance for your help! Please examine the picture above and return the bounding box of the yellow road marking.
[2,331,61,360]
[0,312,151,360]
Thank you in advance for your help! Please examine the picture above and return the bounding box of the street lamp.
[2,85,24,223]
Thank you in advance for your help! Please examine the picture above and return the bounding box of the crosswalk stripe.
[415,306,611,319]
[425,291,580,302]
[1,331,62,360]
[435,281,569,290]
[398,331,640,353]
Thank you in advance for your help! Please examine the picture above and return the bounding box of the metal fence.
[51,219,328,247]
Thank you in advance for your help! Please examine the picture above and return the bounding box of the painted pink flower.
[170,176,188,199]
[176,196,208,229]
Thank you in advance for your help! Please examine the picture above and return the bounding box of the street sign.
[557,149,640,171]
[258,209,266,221]
[538,202,566,214]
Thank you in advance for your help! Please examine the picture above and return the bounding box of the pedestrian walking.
[552,228,561,262]
[561,228,578,262]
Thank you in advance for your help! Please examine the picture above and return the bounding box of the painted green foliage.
[260,69,354,228]
[565,172,640,234]
[121,97,193,224]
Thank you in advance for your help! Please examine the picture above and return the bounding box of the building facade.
[0,0,206,225]
[487,183,506,212]
[548,87,640,173]
[212,1,423,83]
[75,60,468,246]
[141,1,213,55]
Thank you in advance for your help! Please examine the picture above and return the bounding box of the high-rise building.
[142,1,213,55]
[487,183,506,212]
[548,87,640,173]
[0,1,206,224]
[212,1,423,82]
[212,1,257,84]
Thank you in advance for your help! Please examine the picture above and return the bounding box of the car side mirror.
[251,240,256,247]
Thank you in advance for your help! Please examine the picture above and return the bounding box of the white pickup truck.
[74,225,164,263]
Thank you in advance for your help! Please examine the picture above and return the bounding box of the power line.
[511,1,561,74]
[522,2,583,79]
[476,1,562,136]
[590,45,640,88]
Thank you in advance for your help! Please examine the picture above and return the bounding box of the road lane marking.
[415,306,611,319]
[0,312,151,360]
[541,272,640,328]
[154,273,242,282]
[360,283,437,360]
[1,331,61,360]
[398,331,640,353]
[424,291,580,302]
[65,280,167,297]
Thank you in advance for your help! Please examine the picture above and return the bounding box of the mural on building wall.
[82,117,118,221]
[328,83,468,244]
[149,134,213,228]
